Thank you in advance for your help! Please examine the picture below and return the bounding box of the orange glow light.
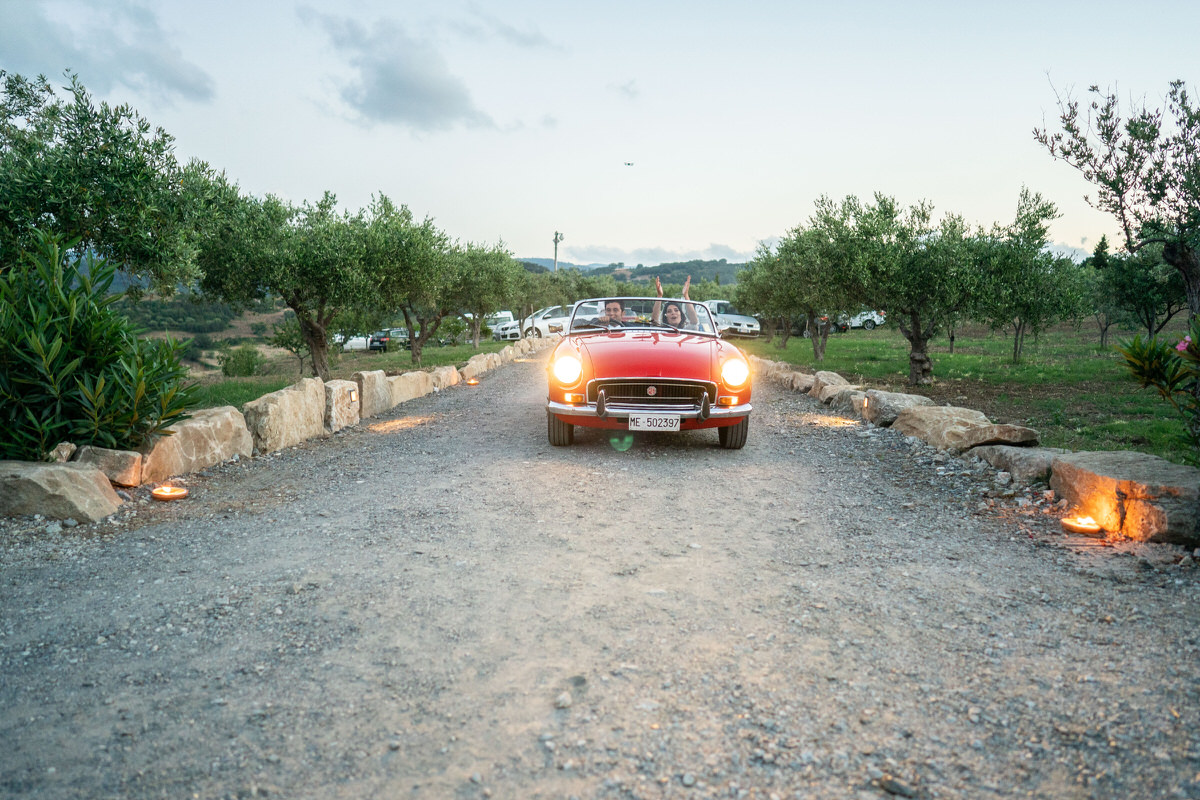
[1062,515,1101,535]
[466,378,479,385]
[151,486,188,501]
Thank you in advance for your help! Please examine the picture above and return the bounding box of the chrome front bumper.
[547,400,752,420]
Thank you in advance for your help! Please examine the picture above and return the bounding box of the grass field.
[740,322,1191,464]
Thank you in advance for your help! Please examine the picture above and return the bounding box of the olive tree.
[1036,81,1200,318]
[367,195,455,366]
[197,189,368,380]
[0,71,197,290]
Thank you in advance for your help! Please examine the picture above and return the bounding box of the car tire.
[718,417,748,450]
[532,328,542,338]
[863,319,876,331]
[547,411,574,446]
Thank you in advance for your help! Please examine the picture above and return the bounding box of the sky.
[2,0,1197,267]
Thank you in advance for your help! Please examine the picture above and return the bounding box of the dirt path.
[2,352,1199,799]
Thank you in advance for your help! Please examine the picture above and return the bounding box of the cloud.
[611,79,639,100]
[302,9,492,131]
[0,0,213,104]
[452,6,561,50]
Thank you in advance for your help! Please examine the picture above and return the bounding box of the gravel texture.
[2,352,1199,799]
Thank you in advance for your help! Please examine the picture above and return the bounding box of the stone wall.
[4,337,558,522]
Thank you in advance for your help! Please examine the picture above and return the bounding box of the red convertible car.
[545,297,752,448]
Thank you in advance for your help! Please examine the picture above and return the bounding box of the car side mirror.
[548,323,563,334]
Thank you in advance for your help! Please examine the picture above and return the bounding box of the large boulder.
[354,370,391,419]
[788,372,816,393]
[73,445,143,487]
[431,365,461,390]
[828,388,867,416]
[242,378,326,455]
[808,370,849,399]
[958,423,1040,450]
[1050,451,1200,545]
[970,445,1069,485]
[324,379,360,433]
[141,406,254,483]
[892,405,991,451]
[863,390,935,427]
[0,461,121,522]
[388,371,434,407]
[818,383,862,405]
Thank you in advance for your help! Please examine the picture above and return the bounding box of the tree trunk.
[896,312,933,385]
[948,326,956,355]
[293,309,331,382]
[1162,240,1200,321]
[1011,318,1026,364]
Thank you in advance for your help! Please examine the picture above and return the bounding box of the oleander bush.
[0,232,196,460]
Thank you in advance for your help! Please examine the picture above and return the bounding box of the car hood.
[574,330,722,379]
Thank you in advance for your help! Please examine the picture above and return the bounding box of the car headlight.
[721,357,749,388]
[552,354,582,384]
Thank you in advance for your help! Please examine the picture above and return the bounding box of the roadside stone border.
[750,356,1200,547]
[0,336,557,523]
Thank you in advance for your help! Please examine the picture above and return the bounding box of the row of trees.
[734,188,1090,384]
[0,70,746,384]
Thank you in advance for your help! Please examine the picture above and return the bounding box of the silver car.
[702,300,761,338]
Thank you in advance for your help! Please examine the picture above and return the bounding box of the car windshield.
[567,297,717,335]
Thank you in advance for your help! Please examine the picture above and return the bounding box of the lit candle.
[1061,515,1101,534]
[151,486,189,501]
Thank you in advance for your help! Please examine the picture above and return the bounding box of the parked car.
[545,297,752,449]
[702,300,761,338]
[492,319,523,341]
[843,310,886,330]
[523,305,573,338]
[369,328,408,352]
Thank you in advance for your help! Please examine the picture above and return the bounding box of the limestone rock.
[809,370,849,399]
[863,390,935,427]
[892,405,991,452]
[324,379,360,433]
[819,383,862,405]
[354,370,391,419]
[958,423,1040,450]
[970,445,1069,485]
[388,371,434,407]
[0,461,121,522]
[141,406,253,483]
[1050,450,1200,545]
[242,378,326,455]
[789,372,816,393]
[73,445,143,487]
[50,442,77,463]
[828,389,867,416]
[431,365,461,390]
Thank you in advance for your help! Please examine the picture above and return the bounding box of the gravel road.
[3,351,1199,800]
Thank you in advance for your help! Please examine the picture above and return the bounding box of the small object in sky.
[624,161,634,166]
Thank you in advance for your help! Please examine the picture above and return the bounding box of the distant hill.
[517,257,745,285]
[589,259,744,286]
[519,257,608,272]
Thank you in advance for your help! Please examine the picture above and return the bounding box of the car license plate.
[628,414,680,432]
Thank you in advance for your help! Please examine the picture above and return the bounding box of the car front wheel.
[718,417,748,449]
[547,411,574,446]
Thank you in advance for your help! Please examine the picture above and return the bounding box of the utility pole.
[553,231,564,272]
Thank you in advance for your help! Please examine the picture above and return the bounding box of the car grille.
[588,379,716,409]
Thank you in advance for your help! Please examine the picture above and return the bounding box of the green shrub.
[218,345,263,377]
[0,232,196,460]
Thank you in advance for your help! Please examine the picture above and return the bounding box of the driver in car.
[594,299,628,327]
